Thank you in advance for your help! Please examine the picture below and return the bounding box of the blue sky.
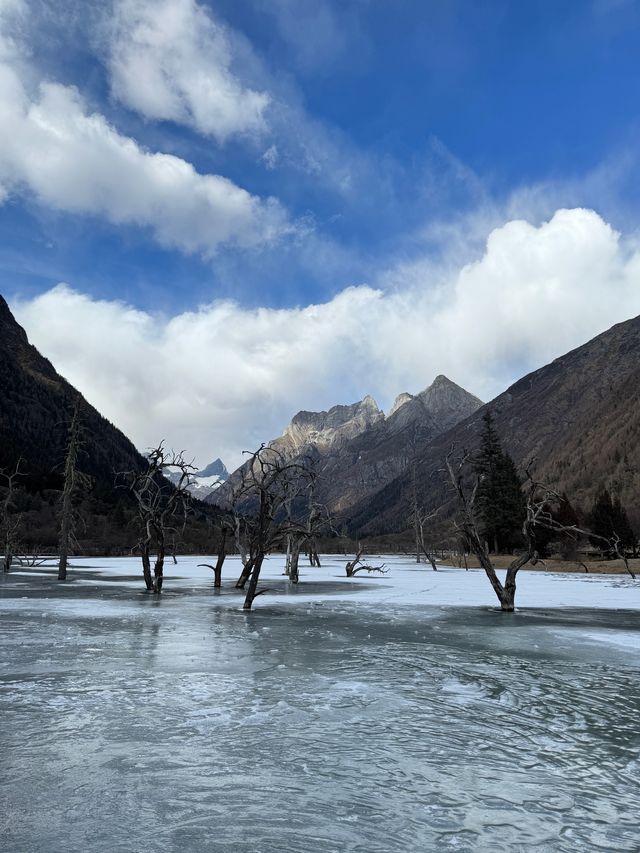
[4,0,640,465]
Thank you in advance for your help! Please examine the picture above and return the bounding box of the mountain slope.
[0,295,146,493]
[346,315,640,535]
[0,295,221,553]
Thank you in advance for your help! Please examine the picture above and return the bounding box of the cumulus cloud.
[13,208,640,470]
[0,63,290,253]
[108,0,269,143]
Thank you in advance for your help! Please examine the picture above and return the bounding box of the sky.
[3,0,640,469]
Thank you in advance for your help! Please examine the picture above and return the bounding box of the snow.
[1,555,640,852]
[42,552,640,612]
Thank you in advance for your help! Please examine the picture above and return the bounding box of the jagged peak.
[359,394,381,411]
[431,373,454,386]
[389,392,414,416]
[196,458,228,479]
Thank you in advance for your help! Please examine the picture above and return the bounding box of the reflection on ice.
[1,555,640,851]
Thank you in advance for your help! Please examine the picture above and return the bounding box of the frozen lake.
[1,555,640,852]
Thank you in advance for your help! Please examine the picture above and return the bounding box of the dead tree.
[415,507,440,571]
[610,533,636,580]
[445,450,612,610]
[0,460,24,573]
[120,444,194,593]
[345,545,388,576]
[345,545,365,576]
[198,519,232,588]
[229,445,317,609]
[58,403,91,581]
[282,480,331,583]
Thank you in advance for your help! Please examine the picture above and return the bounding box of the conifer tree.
[474,411,525,553]
[588,489,636,557]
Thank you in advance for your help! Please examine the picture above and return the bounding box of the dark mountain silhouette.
[0,295,219,552]
[0,295,146,493]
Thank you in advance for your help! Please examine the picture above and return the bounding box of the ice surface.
[1,555,640,852]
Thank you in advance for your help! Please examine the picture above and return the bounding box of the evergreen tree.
[588,489,636,557]
[474,411,526,553]
[533,492,581,559]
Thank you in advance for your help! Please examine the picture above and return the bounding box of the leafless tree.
[199,518,233,588]
[58,403,92,581]
[0,459,24,573]
[229,445,317,609]
[119,443,194,593]
[345,545,388,576]
[415,506,440,571]
[288,489,333,583]
[445,449,627,611]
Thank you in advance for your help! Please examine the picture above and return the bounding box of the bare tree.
[58,403,92,581]
[290,489,333,583]
[199,518,233,588]
[120,444,194,593]
[445,450,622,611]
[230,445,317,609]
[0,459,24,573]
[415,506,440,571]
[345,545,388,576]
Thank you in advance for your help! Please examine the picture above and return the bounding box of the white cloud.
[12,208,640,471]
[0,62,290,253]
[108,0,269,143]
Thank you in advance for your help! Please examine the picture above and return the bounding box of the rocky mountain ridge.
[211,375,483,514]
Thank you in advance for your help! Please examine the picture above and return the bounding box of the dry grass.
[446,555,639,575]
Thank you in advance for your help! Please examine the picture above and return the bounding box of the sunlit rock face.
[278,395,384,454]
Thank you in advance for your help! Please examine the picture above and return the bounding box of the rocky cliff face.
[211,376,483,515]
[275,395,384,455]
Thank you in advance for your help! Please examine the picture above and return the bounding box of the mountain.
[0,295,146,494]
[0,295,219,552]
[271,395,385,458]
[167,457,229,499]
[211,375,483,515]
[346,315,640,536]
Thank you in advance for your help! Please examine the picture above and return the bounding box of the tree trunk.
[153,552,165,593]
[3,545,12,573]
[236,556,254,589]
[284,534,291,576]
[243,553,265,610]
[213,529,227,588]
[290,541,301,584]
[58,499,71,580]
[58,552,68,581]
[141,543,153,590]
